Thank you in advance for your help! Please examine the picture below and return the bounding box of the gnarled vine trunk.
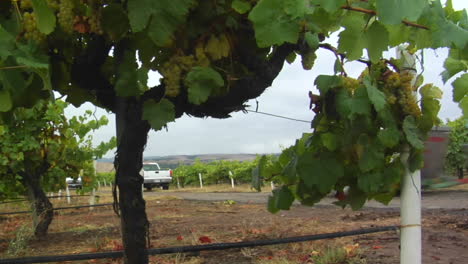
[114,96,151,264]
[22,172,53,238]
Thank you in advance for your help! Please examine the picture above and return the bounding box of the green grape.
[301,50,317,70]
[342,77,360,93]
[22,12,46,43]
[195,43,210,67]
[20,0,33,10]
[204,34,230,61]
[384,72,401,89]
[160,54,199,97]
[397,77,421,117]
[47,0,60,11]
[387,94,397,104]
[57,0,75,33]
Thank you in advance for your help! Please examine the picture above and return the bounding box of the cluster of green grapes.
[19,0,33,9]
[301,50,317,70]
[161,36,229,97]
[159,54,197,97]
[342,76,360,93]
[57,0,74,33]
[87,14,103,34]
[382,71,421,117]
[204,34,230,60]
[47,0,60,10]
[22,12,46,43]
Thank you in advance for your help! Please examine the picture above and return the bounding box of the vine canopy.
[0,0,467,209]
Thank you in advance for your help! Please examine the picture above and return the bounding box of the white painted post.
[271,181,275,190]
[58,190,62,200]
[89,188,96,211]
[229,171,235,188]
[398,46,421,264]
[198,173,203,188]
[66,186,71,204]
[177,177,181,189]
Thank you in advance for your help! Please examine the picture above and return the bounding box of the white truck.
[141,162,172,191]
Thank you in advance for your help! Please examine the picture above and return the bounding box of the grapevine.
[0,0,466,262]
[255,60,443,211]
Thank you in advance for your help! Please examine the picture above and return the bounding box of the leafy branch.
[341,5,430,30]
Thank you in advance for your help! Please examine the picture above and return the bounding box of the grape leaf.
[282,155,298,183]
[376,0,427,25]
[267,195,280,213]
[0,89,12,112]
[297,154,343,194]
[343,86,372,118]
[252,155,267,191]
[403,116,424,150]
[442,56,467,83]
[101,4,130,41]
[460,97,468,116]
[377,128,400,148]
[385,24,411,47]
[420,2,468,49]
[304,32,319,49]
[128,0,194,46]
[452,73,468,102]
[127,0,153,32]
[320,133,338,151]
[338,13,366,61]
[114,51,142,97]
[315,0,345,13]
[420,84,443,100]
[142,99,176,131]
[314,75,341,94]
[32,0,56,34]
[248,0,302,47]
[408,150,424,172]
[364,77,386,112]
[365,21,389,63]
[185,66,224,105]
[231,0,251,14]
[270,186,295,211]
[358,172,383,193]
[359,144,385,172]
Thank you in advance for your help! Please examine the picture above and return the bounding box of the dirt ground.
[1,189,468,264]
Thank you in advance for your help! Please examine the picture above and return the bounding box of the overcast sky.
[65,1,467,158]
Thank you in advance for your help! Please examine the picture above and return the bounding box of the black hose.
[0,203,113,216]
[0,195,102,205]
[0,225,398,264]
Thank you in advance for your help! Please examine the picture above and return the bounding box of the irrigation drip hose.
[0,225,398,264]
[0,203,113,216]
[0,195,102,205]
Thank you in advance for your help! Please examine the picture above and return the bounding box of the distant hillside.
[97,153,264,172]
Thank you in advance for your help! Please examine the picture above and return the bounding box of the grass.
[6,224,33,257]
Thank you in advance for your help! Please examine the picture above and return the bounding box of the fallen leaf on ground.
[199,236,213,243]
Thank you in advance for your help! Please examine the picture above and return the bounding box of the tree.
[0,0,466,263]
[446,117,468,179]
[0,99,115,237]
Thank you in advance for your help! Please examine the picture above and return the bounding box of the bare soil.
[0,190,467,264]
